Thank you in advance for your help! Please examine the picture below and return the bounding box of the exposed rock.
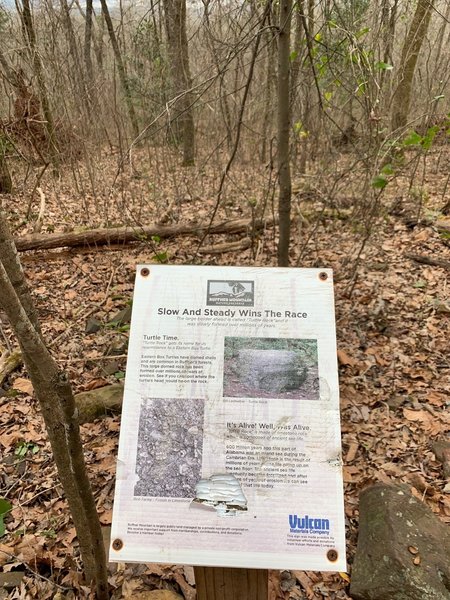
[350,483,450,600]
[101,360,120,376]
[236,349,307,393]
[109,305,132,326]
[75,384,123,423]
[432,439,450,479]
[85,317,102,334]
[0,571,25,590]
[106,335,129,356]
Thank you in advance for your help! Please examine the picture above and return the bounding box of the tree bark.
[391,0,435,132]
[0,213,109,599]
[19,0,59,164]
[0,216,40,331]
[163,0,195,165]
[14,216,276,252]
[277,0,292,266]
[99,0,140,139]
[0,153,12,194]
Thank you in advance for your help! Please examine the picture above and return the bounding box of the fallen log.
[14,216,275,252]
[406,253,450,271]
[0,349,23,387]
[199,237,252,254]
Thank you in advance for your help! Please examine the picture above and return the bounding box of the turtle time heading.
[156,307,308,318]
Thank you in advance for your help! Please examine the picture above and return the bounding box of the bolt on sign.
[110,266,346,571]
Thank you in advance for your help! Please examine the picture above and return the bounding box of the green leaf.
[0,499,11,515]
[15,442,28,458]
[0,498,12,537]
[402,131,423,146]
[413,280,427,289]
[371,175,388,189]
[314,32,322,42]
[422,125,439,150]
[356,27,370,39]
[324,91,333,102]
[151,235,161,243]
[114,371,125,380]
[381,163,394,175]
[155,251,168,263]
[375,61,393,71]
[289,50,298,62]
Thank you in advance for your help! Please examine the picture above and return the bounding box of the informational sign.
[110,266,346,571]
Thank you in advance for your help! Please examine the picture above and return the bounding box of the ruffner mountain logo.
[207,280,254,307]
[289,514,330,533]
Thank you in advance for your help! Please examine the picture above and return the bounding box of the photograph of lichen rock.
[134,397,204,497]
[223,337,320,400]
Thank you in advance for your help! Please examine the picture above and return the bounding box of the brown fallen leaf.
[403,408,444,435]
[345,441,359,463]
[337,349,357,367]
[12,378,34,395]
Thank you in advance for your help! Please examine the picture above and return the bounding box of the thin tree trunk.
[391,0,435,132]
[0,154,12,194]
[0,214,109,600]
[99,0,139,138]
[203,2,232,150]
[59,0,90,120]
[163,0,195,165]
[261,30,276,163]
[20,0,59,164]
[379,0,398,100]
[277,0,292,266]
[83,0,100,115]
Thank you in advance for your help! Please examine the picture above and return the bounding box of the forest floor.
[0,144,449,599]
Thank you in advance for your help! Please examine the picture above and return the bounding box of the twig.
[0,548,71,592]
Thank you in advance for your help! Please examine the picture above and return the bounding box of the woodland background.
[0,0,449,598]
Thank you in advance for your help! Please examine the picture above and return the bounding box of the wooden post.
[194,567,268,600]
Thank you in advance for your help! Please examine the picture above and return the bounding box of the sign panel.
[110,265,346,571]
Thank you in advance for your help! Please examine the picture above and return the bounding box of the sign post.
[110,266,346,595]
[194,567,268,600]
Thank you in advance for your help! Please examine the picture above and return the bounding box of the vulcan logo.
[289,514,330,533]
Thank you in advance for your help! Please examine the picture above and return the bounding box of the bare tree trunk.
[277,0,292,266]
[84,0,95,85]
[0,152,12,194]
[99,0,139,139]
[59,0,89,116]
[260,30,276,163]
[19,0,59,164]
[202,1,232,150]
[82,0,101,117]
[0,213,109,600]
[391,0,435,132]
[379,0,398,101]
[163,0,195,165]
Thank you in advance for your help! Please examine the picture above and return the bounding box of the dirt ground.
[0,146,449,599]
